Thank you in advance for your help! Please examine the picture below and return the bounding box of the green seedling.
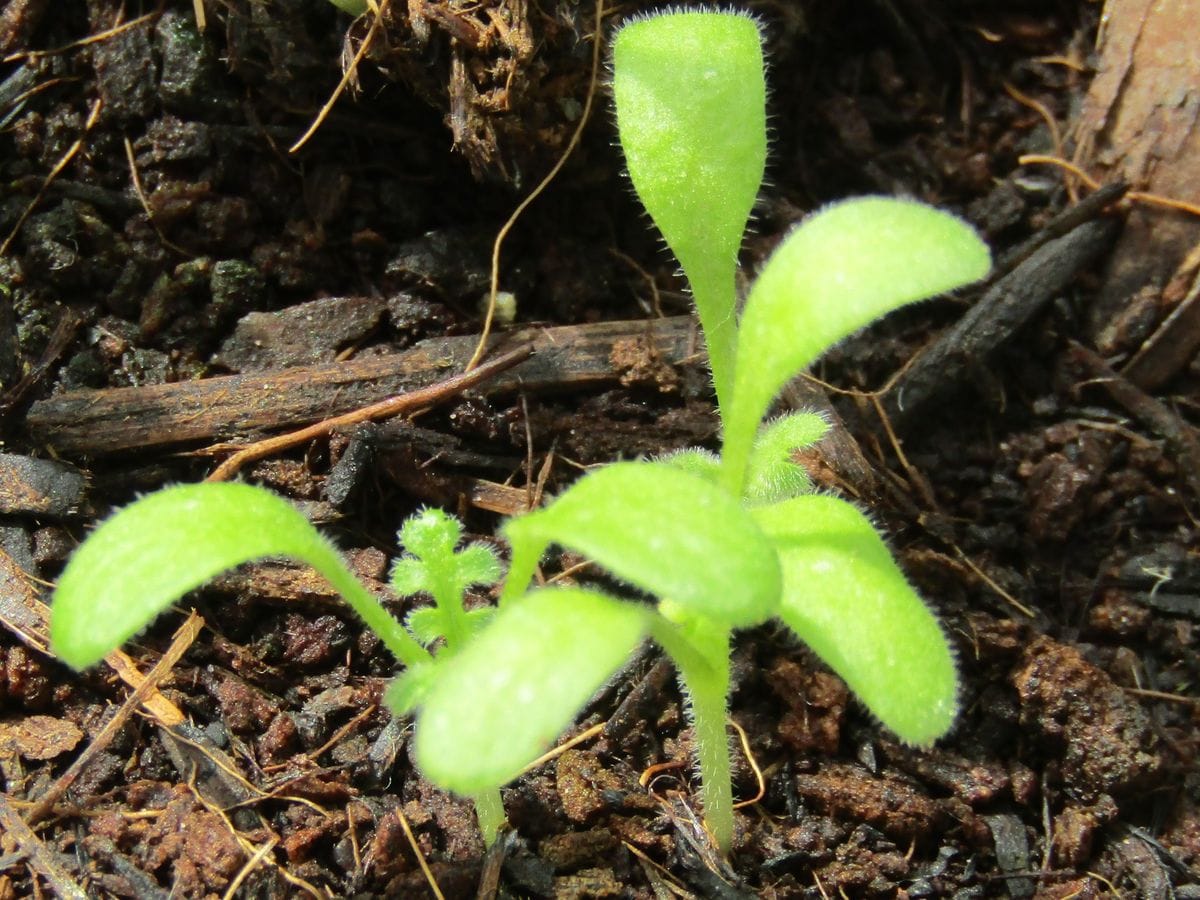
[49,486,510,843]
[50,6,990,858]
[409,8,991,854]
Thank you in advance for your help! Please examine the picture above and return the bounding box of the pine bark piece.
[26,317,698,456]
[1072,0,1200,350]
[1119,244,1200,389]
[883,219,1119,427]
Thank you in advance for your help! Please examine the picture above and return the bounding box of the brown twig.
[1121,240,1200,389]
[886,218,1118,426]
[1069,341,1200,503]
[25,611,204,824]
[27,317,697,456]
[0,793,88,899]
[0,307,81,416]
[205,342,533,481]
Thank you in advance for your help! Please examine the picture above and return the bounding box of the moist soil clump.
[2,1,1198,897]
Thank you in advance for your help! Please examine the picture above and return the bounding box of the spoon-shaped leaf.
[752,494,958,745]
[503,462,780,628]
[722,197,990,494]
[413,587,647,794]
[612,10,766,409]
[51,482,427,670]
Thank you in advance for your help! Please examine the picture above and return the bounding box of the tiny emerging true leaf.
[389,556,430,598]
[398,507,462,563]
[744,412,830,505]
[658,447,721,484]
[406,607,446,646]
[453,543,503,587]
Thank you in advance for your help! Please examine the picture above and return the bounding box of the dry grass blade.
[517,721,605,777]
[397,804,445,900]
[221,837,278,900]
[1020,154,1200,218]
[289,0,391,154]
[184,767,323,899]
[0,793,88,900]
[729,718,765,810]
[0,549,187,723]
[2,10,159,63]
[466,0,607,371]
[25,611,204,824]
[123,135,192,256]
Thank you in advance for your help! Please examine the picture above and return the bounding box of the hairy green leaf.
[752,495,958,745]
[744,412,829,505]
[405,607,447,646]
[388,557,427,599]
[453,543,504,588]
[414,587,647,794]
[51,482,427,670]
[723,198,990,493]
[658,447,721,484]
[612,10,766,408]
[390,507,502,654]
[503,462,780,628]
[398,507,462,562]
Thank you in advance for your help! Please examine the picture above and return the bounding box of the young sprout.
[49,6,992,860]
[412,8,989,853]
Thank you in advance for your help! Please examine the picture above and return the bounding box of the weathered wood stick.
[26,317,699,456]
[884,218,1119,427]
[204,343,535,481]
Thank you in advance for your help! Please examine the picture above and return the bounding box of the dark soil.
[2,1,1198,898]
